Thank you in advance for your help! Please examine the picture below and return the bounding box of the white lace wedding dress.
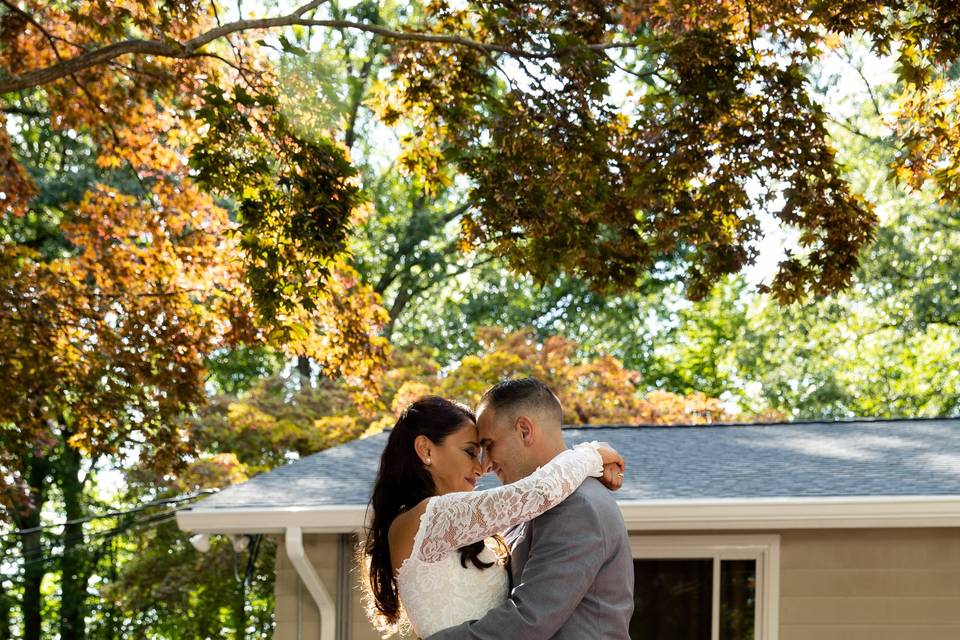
[396,443,604,637]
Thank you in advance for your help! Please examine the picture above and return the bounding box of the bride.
[361,395,623,637]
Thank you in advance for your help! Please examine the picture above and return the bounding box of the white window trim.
[630,534,780,640]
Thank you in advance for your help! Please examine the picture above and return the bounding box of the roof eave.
[176,495,960,535]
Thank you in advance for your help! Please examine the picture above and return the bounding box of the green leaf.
[279,34,309,57]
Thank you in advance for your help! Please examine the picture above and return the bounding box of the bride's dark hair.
[361,396,507,634]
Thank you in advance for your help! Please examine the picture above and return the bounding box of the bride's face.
[427,422,485,495]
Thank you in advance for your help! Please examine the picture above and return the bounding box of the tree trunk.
[21,456,50,640]
[234,578,246,640]
[296,355,312,386]
[104,539,119,640]
[59,441,86,640]
[0,575,11,640]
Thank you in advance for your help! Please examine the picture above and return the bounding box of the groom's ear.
[516,415,536,446]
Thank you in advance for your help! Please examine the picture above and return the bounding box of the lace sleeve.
[413,442,604,563]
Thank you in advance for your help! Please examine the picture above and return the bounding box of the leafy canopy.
[15,1,960,303]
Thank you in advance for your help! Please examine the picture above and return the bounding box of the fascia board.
[618,496,960,530]
[176,495,960,535]
[176,504,369,534]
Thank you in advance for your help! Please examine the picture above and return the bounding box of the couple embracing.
[361,377,635,639]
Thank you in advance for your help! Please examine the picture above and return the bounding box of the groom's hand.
[600,462,625,490]
[596,442,625,491]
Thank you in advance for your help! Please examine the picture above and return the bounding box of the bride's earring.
[425,457,432,466]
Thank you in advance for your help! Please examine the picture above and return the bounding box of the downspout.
[286,526,336,640]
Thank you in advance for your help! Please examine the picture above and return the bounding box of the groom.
[428,377,635,639]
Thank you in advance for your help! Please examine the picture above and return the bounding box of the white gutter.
[177,495,960,534]
[177,504,367,534]
[618,496,960,530]
[285,526,335,640]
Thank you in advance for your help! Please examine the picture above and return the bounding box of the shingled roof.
[184,417,960,515]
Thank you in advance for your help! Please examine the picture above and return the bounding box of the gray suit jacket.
[426,477,634,640]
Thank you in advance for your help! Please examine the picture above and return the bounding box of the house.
[176,417,960,640]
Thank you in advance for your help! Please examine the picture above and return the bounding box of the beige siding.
[274,527,960,639]
[273,533,413,640]
[346,548,416,640]
[346,540,391,640]
[780,528,960,640]
[274,534,339,640]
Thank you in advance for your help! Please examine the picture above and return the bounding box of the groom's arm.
[426,491,607,640]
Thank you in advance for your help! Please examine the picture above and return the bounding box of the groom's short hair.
[479,377,563,427]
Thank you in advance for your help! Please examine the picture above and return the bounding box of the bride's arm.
[413,442,605,563]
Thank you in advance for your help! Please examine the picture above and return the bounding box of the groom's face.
[477,404,527,484]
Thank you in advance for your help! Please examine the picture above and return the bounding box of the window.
[629,535,780,640]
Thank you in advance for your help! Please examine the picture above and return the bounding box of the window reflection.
[630,558,757,640]
[720,560,756,640]
[631,559,712,640]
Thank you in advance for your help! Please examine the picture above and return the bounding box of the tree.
[436,328,782,424]
[0,176,251,639]
[634,45,960,419]
[0,12,388,637]
[271,8,490,341]
[10,0,938,304]
[102,434,285,639]
[3,2,958,635]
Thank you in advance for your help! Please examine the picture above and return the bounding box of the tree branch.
[826,115,893,147]
[602,51,659,83]
[0,0,80,54]
[341,20,384,152]
[384,252,497,336]
[209,0,261,92]
[372,197,473,295]
[833,45,882,118]
[0,1,638,94]
[744,0,757,57]
[0,0,151,193]
[0,105,48,118]
[440,200,473,225]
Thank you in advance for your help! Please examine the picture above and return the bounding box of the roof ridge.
[558,415,960,430]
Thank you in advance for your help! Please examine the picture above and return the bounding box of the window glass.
[631,559,712,640]
[719,559,756,640]
[630,558,758,640]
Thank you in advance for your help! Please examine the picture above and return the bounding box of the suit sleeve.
[425,492,606,640]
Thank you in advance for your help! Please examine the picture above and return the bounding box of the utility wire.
[4,490,213,567]
[13,504,188,563]
[3,511,180,574]
[17,509,180,562]
[0,489,218,538]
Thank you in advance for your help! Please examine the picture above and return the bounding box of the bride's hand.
[596,443,625,491]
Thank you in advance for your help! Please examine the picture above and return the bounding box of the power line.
[0,489,217,539]
[3,510,181,574]
[1,490,217,573]
[16,508,181,563]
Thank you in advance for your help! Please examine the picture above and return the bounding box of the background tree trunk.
[0,575,12,640]
[21,456,50,640]
[234,578,246,640]
[59,441,86,640]
[296,355,312,387]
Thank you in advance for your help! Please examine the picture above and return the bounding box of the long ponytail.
[361,396,479,634]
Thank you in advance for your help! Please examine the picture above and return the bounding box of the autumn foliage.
[0,5,391,637]
[0,1,391,492]
[2,1,959,637]
[184,328,781,493]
